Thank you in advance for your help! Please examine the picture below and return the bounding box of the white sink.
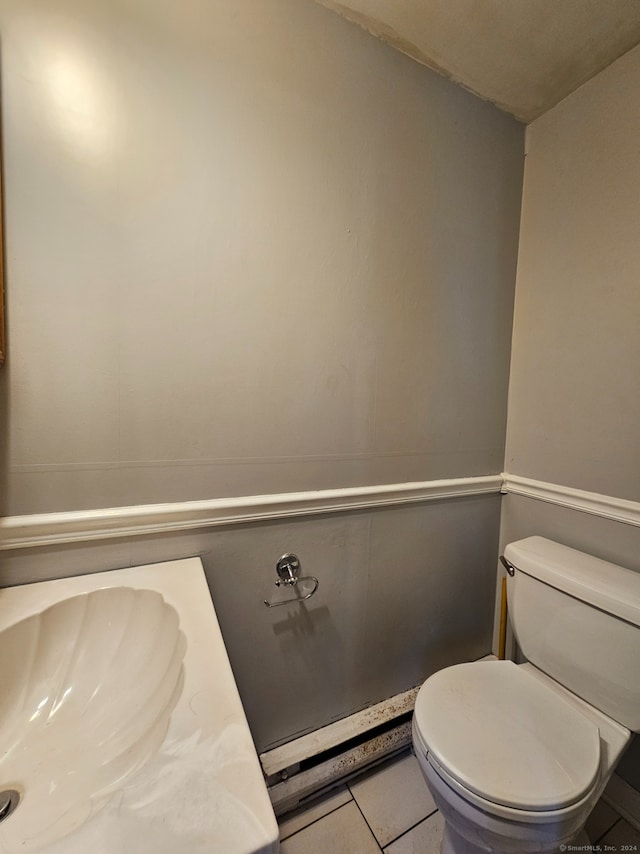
[0,559,279,854]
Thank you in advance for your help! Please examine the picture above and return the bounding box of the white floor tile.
[600,818,640,849]
[383,811,445,854]
[279,786,353,841]
[585,799,620,843]
[280,801,382,854]
[349,751,437,847]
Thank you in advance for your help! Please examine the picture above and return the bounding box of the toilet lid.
[413,661,601,812]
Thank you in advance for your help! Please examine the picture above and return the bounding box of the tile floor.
[278,749,640,853]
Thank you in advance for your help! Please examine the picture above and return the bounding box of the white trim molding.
[261,685,420,780]
[0,475,502,551]
[501,473,640,528]
[3,473,638,551]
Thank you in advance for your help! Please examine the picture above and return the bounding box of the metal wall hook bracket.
[264,553,319,607]
[275,554,301,586]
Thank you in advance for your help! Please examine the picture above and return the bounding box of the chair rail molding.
[0,475,502,551]
[3,474,639,551]
[501,473,640,528]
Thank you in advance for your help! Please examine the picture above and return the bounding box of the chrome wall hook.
[264,553,319,608]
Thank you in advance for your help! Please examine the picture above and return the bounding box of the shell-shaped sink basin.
[0,559,278,854]
[0,588,185,851]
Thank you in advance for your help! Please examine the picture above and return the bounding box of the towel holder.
[263,553,319,608]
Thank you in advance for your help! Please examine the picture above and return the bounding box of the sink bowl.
[0,559,278,854]
[0,588,185,851]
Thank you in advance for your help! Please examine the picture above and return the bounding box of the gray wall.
[1,495,501,752]
[0,0,523,516]
[0,0,523,751]
[501,44,640,791]
[504,44,640,502]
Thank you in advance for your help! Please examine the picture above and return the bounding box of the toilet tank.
[504,537,640,731]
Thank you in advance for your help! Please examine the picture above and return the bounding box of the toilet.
[412,536,640,854]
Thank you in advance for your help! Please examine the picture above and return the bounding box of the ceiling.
[315,0,640,122]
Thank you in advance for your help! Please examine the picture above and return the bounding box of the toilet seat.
[413,661,601,815]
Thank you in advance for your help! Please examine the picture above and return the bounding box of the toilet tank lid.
[504,537,640,627]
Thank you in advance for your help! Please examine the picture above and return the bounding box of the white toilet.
[412,536,640,854]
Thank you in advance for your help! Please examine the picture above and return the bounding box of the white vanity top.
[0,558,279,854]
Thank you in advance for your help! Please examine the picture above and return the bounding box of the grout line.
[596,816,622,844]
[381,808,439,849]
[347,783,385,851]
[278,797,354,843]
[592,814,622,844]
[346,748,420,849]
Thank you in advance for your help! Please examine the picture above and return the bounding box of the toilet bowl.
[416,746,591,853]
[413,660,628,854]
[411,537,640,854]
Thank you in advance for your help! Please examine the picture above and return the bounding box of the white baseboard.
[260,685,420,780]
[603,773,640,831]
[269,721,412,816]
